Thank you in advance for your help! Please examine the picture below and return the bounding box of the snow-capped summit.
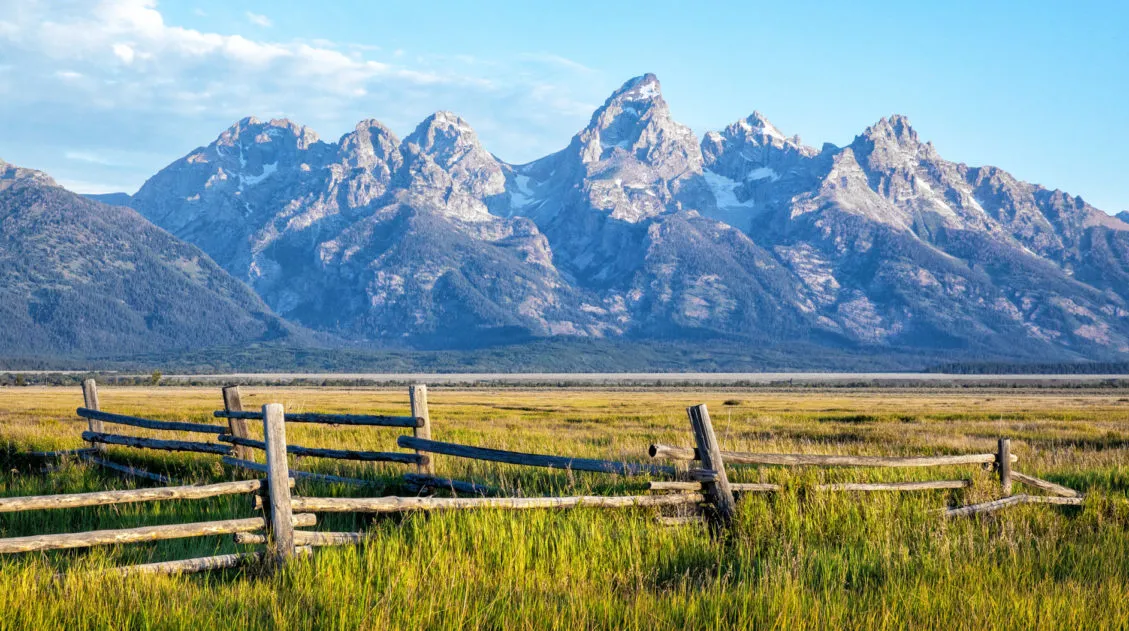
[122,75,1129,361]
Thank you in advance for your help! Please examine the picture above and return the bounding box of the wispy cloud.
[0,0,611,191]
[245,11,271,28]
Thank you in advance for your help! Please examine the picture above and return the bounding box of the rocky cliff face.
[126,74,1129,360]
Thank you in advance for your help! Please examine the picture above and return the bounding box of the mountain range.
[4,74,1128,368]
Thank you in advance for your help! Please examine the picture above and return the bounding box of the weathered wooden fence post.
[997,438,1012,495]
[687,404,736,532]
[262,403,295,564]
[222,385,252,461]
[409,384,434,475]
[81,379,105,453]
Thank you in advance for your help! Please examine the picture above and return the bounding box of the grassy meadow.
[0,385,1128,629]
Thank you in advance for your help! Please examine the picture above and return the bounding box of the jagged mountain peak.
[859,114,922,147]
[409,111,480,142]
[215,117,320,150]
[585,73,669,132]
[571,73,701,180]
[1119,211,1129,224]
[338,119,402,170]
[704,110,814,157]
[738,111,787,140]
[404,111,492,165]
[607,73,663,103]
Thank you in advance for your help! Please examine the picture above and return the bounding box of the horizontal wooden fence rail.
[215,410,424,428]
[218,434,422,464]
[944,494,1084,518]
[290,493,704,514]
[81,431,230,455]
[402,473,496,496]
[1011,472,1080,498]
[649,480,972,492]
[398,436,676,476]
[649,444,1018,468]
[234,531,376,547]
[76,408,227,435]
[817,480,972,491]
[0,514,316,554]
[80,455,173,484]
[105,547,314,576]
[223,456,372,487]
[0,479,272,513]
[650,481,780,492]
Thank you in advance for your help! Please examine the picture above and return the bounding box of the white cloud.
[0,0,612,191]
[111,42,135,64]
[245,11,271,28]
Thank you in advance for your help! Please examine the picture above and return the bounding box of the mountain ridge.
[0,163,304,358]
[19,73,1129,364]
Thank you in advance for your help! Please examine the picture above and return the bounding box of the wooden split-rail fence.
[0,387,1086,574]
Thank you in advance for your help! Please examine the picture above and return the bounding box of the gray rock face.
[132,113,591,343]
[128,75,1129,360]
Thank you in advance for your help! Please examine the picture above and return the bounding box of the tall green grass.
[0,386,1126,629]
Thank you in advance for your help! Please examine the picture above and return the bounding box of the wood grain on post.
[409,384,434,475]
[0,514,315,554]
[222,385,252,460]
[686,404,736,530]
[1011,471,1080,498]
[81,379,104,453]
[997,438,1012,495]
[648,444,1016,468]
[262,403,295,563]
[397,436,674,476]
[0,479,265,513]
[81,431,229,455]
[289,493,704,513]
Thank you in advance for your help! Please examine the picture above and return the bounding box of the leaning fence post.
[262,403,295,564]
[687,404,736,532]
[409,384,434,475]
[997,438,1012,495]
[81,379,105,453]
[222,385,252,461]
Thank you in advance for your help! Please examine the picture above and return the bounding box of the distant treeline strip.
[926,361,1129,375]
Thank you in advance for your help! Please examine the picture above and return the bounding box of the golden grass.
[0,385,1127,629]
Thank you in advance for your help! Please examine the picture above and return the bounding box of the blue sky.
[0,0,1125,211]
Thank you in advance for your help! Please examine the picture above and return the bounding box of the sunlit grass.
[0,386,1126,629]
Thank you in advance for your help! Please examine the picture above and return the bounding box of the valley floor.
[0,386,1127,629]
